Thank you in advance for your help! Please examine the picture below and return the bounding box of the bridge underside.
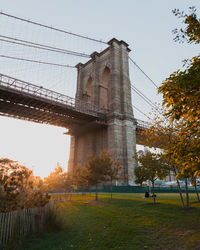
[0,87,149,145]
[0,86,106,129]
[0,89,150,146]
[0,73,151,145]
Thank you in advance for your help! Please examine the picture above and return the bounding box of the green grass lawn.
[15,193,200,250]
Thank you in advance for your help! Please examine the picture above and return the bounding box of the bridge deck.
[0,73,151,144]
[0,74,108,128]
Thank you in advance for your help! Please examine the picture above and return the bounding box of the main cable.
[0,11,107,45]
[0,55,76,68]
[129,57,158,88]
[0,35,90,58]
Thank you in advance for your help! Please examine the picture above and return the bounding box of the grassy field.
[14,193,200,250]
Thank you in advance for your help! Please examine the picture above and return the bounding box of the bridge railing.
[136,119,151,130]
[0,74,108,119]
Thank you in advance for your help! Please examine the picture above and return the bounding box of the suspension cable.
[131,84,158,109]
[0,55,76,68]
[0,35,90,58]
[0,11,107,45]
[132,104,150,119]
[129,56,158,88]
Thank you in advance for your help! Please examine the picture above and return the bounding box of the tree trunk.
[194,177,200,202]
[185,178,190,209]
[95,185,98,201]
[173,168,185,209]
[152,181,156,204]
[110,179,113,200]
[176,178,185,208]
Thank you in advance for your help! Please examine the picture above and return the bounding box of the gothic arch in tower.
[99,67,110,109]
[84,76,92,102]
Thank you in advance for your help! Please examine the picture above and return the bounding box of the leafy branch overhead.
[151,6,200,209]
[172,6,200,44]
[158,56,200,124]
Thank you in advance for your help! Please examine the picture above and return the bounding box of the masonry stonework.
[68,38,137,184]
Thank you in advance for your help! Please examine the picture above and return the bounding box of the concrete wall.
[68,38,137,184]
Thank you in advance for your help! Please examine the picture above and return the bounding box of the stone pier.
[68,38,137,184]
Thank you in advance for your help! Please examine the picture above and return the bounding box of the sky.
[0,0,199,178]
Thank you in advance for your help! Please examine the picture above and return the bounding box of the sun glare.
[0,117,70,179]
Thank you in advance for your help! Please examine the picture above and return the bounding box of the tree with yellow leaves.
[157,6,200,208]
[81,153,108,201]
[44,163,68,191]
[101,151,122,200]
[134,151,168,204]
[0,158,50,212]
[73,152,121,200]
[138,107,190,208]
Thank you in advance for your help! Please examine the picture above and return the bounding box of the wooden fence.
[0,200,53,247]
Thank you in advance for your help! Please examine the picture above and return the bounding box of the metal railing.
[0,73,152,129]
[136,119,151,129]
[0,73,108,119]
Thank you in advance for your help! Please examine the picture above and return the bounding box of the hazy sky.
[0,0,199,178]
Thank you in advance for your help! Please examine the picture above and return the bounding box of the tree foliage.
[162,6,200,127]
[134,151,168,203]
[172,6,200,44]
[0,158,50,212]
[79,153,108,200]
[100,152,122,199]
[157,6,200,208]
[158,56,200,126]
[73,152,121,200]
[139,108,189,208]
[70,164,89,190]
[134,164,148,186]
[44,164,68,191]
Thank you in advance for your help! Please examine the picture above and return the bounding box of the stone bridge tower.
[68,38,137,184]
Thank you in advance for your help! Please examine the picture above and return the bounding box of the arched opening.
[100,67,110,108]
[84,77,92,102]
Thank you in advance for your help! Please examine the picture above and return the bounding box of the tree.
[0,158,50,212]
[44,163,68,191]
[134,164,148,186]
[159,6,200,130]
[172,6,200,44]
[134,151,168,204]
[72,152,121,200]
[71,164,89,189]
[74,152,113,201]
[169,123,200,208]
[84,153,108,201]
[158,56,200,130]
[101,152,122,200]
[0,183,6,211]
[157,6,200,208]
[190,174,200,202]
[69,164,90,200]
[159,6,200,127]
[138,107,192,209]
